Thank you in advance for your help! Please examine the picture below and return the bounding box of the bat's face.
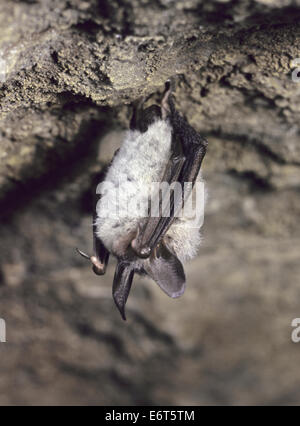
[77,81,208,320]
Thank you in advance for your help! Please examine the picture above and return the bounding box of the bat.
[77,80,208,320]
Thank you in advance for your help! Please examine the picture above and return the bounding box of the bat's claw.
[76,248,90,260]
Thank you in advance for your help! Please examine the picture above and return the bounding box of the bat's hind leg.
[77,216,110,276]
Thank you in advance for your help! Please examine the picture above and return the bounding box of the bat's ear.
[144,241,186,298]
[130,103,162,133]
[113,261,135,320]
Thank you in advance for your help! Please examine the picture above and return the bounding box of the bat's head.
[130,80,174,134]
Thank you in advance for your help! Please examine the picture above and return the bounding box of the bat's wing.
[112,261,135,320]
[113,242,185,320]
[132,94,207,259]
[144,240,186,298]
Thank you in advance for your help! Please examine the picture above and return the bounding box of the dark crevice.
[74,20,102,36]
[205,129,287,166]
[244,6,300,27]
[218,68,280,113]
[75,322,130,360]
[195,3,300,28]
[0,104,114,222]
[130,311,178,350]
[227,169,273,193]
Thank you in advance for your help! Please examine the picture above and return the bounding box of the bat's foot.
[161,83,172,119]
[162,78,176,119]
[76,248,106,275]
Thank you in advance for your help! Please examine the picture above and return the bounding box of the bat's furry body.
[77,81,208,319]
[96,119,202,265]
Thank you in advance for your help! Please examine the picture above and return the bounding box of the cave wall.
[0,0,300,405]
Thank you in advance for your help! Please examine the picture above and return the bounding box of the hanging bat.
[77,80,208,320]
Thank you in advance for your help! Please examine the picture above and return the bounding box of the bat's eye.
[139,247,151,258]
[131,238,151,258]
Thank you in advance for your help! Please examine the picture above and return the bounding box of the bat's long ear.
[113,261,135,320]
[144,241,186,298]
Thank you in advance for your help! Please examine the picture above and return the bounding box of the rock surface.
[0,0,300,405]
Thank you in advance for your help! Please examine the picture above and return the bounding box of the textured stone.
[0,0,300,406]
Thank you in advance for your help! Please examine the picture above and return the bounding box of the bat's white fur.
[96,118,203,264]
